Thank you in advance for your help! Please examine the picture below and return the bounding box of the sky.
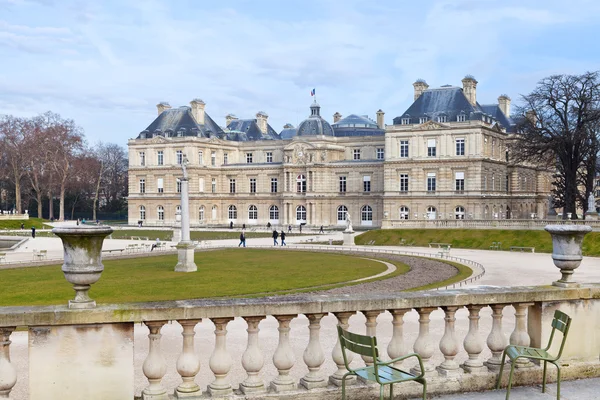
[1,0,600,148]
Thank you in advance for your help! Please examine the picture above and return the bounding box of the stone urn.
[52,225,113,308]
[544,224,592,287]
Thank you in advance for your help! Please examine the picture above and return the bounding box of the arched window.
[337,205,348,224]
[426,206,436,220]
[248,205,258,221]
[296,174,306,193]
[199,206,205,221]
[455,206,465,220]
[211,205,217,220]
[296,205,306,222]
[157,206,164,221]
[269,205,279,221]
[399,206,409,220]
[361,205,373,225]
[228,205,237,220]
[139,205,146,220]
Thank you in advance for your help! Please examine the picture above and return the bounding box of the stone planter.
[544,224,592,287]
[52,225,113,308]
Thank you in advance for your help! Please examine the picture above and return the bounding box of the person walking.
[239,231,246,247]
[272,229,279,246]
[288,225,292,233]
[31,226,36,239]
[299,224,302,233]
[280,230,286,246]
[319,225,324,234]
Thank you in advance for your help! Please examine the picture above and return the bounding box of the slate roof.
[226,119,281,141]
[139,106,224,138]
[332,114,385,137]
[279,124,297,140]
[297,102,334,137]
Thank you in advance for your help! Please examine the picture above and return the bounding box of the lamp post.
[175,155,198,272]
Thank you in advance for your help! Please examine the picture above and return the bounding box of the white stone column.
[387,309,408,368]
[208,317,234,396]
[175,175,198,272]
[271,315,297,392]
[300,313,327,389]
[411,307,437,376]
[361,310,381,366]
[240,316,266,394]
[142,321,169,400]
[510,303,534,368]
[0,327,17,399]
[330,311,356,386]
[462,305,486,373]
[437,306,461,377]
[485,304,507,371]
[174,319,201,398]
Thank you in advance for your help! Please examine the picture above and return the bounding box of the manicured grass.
[109,229,302,241]
[0,218,50,230]
[355,229,600,257]
[0,250,396,306]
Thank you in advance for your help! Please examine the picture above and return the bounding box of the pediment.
[283,140,316,151]
[417,120,450,130]
[490,122,505,133]
[148,135,169,144]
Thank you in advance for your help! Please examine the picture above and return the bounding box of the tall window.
[296,174,306,193]
[139,152,145,166]
[211,178,216,193]
[337,205,348,223]
[455,138,465,156]
[339,176,347,193]
[157,206,164,220]
[427,139,436,157]
[484,175,488,191]
[399,174,409,192]
[198,151,203,165]
[427,206,436,220]
[199,206,205,221]
[492,174,496,191]
[269,205,279,220]
[399,206,409,220]
[199,178,204,192]
[139,179,145,194]
[427,172,436,192]
[157,150,164,166]
[223,153,228,165]
[228,205,237,220]
[248,205,258,220]
[361,205,373,222]
[266,152,273,163]
[296,205,306,221]
[246,153,253,163]
[229,179,236,194]
[399,140,409,158]
[211,205,217,220]
[211,151,216,166]
[505,174,509,193]
[455,206,465,220]
[491,139,495,157]
[363,176,371,192]
[157,178,164,193]
[455,172,465,191]
[176,150,183,165]
[176,178,181,193]
[271,178,278,193]
[249,178,256,193]
[139,206,146,220]
[376,148,384,160]
[353,149,361,160]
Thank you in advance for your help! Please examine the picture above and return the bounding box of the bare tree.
[0,115,30,213]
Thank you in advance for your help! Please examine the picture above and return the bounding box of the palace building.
[127,76,550,228]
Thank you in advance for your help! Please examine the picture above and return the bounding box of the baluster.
[410,307,437,376]
[270,314,297,392]
[300,313,327,389]
[208,317,234,396]
[142,321,169,400]
[0,327,17,399]
[330,311,356,386]
[387,309,408,368]
[510,303,534,368]
[437,306,461,376]
[240,316,266,394]
[462,305,486,373]
[485,304,507,371]
[174,319,201,398]
[361,310,382,366]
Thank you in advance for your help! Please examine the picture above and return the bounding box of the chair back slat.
[344,340,378,358]
[552,310,571,334]
[337,326,379,360]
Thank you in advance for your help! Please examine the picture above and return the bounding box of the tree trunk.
[93,161,104,221]
[14,176,21,214]
[59,181,66,221]
[37,192,43,219]
[48,191,53,220]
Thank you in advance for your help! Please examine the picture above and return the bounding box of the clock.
[297,151,303,157]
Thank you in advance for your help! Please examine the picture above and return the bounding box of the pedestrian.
[242,224,246,231]
[272,229,279,246]
[288,225,292,233]
[151,238,160,251]
[280,230,286,246]
[76,219,80,226]
[230,221,234,229]
[20,223,24,230]
[31,226,36,239]
[319,225,324,234]
[266,221,271,230]
[299,224,302,233]
[238,231,246,247]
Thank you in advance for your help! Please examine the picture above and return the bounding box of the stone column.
[437,306,461,377]
[208,317,234,396]
[0,327,16,399]
[271,315,297,392]
[361,310,381,366]
[485,304,507,371]
[142,321,169,400]
[300,313,327,389]
[175,176,198,272]
[387,309,408,368]
[510,303,534,368]
[330,311,356,386]
[411,307,437,375]
[240,316,266,394]
[174,319,202,398]
[462,305,486,373]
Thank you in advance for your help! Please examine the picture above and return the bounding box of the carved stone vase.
[544,224,592,287]
[52,225,113,308]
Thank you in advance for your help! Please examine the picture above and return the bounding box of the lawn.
[0,249,400,306]
[109,229,297,241]
[0,218,50,230]
[355,228,600,256]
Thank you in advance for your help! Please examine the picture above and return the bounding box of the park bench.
[510,246,535,253]
[126,244,140,254]
[429,242,451,249]
[0,252,6,263]
[489,241,502,250]
[33,250,47,261]
[437,245,451,258]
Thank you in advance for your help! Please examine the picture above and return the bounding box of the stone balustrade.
[2,284,600,399]
[384,218,600,230]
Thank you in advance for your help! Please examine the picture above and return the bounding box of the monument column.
[175,155,198,272]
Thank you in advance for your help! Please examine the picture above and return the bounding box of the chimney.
[498,94,511,117]
[526,110,538,125]
[413,79,429,101]
[156,102,171,115]
[333,112,342,123]
[461,75,478,106]
[225,114,238,127]
[256,111,268,134]
[376,109,385,129]
[190,99,206,125]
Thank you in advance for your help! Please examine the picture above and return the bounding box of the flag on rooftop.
[310,88,315,96]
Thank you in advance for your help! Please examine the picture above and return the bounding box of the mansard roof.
[279,124,297,140]
[332,114,385,137]
[226,119,280,141]
[139,106,224,138]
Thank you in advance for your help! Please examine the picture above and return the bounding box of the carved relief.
[418,120,448,130]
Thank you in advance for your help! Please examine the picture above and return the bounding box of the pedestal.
[175,242,197,272]
[172,228,182,243]
[343,231,355,246]
[585,211,598,221]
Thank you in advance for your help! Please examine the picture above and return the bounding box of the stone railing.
[383,218,600,231]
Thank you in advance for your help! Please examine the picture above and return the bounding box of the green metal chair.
[496,310,572,400]
[337,326,427,400]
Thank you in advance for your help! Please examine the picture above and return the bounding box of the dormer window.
[419,117,428,124]
[457,114,466,122]
[401,118,410,125]
[436,115,447,123]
